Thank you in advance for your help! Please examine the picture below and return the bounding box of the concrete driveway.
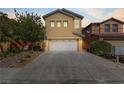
[1,51,124,84]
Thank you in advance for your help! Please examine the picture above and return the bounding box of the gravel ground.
[0,51,40,67]
[0,51,29,67]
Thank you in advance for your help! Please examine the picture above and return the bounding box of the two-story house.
[83,17,124,49]
[43,8,84,51]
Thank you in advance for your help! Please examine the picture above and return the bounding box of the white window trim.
[50,21,55,27]
[63,21,68,27]
[74,20,80,29]
[57,21,61,27]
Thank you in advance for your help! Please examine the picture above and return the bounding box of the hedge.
[90,40,112,56]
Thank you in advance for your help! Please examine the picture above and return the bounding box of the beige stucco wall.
[44,40,49,51]
[78,39,83,51]
[105,40,124,46]
[100,20,123,33]
[45,12,82,39]
[92,25,100,33]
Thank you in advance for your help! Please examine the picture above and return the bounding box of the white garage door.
[49,40,77,51]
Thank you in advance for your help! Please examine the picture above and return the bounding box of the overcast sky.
[0,8,124,27]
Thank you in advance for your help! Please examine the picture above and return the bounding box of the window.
[104,24,110,32]
[112,24,118,32]
[74,20,80,29]
[57,21,61,27]
[63,21,68,27]
[50,21,55,27]
[92,26,99,32]
[95,26,99,32]
[96,27,99,32]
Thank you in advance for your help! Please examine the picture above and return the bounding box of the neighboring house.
[43,8,84,51]
[83,17,124,49]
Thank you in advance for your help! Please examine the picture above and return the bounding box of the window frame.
[57,21,61,27]
[63,20,68,27]
[104,24,110,32]
[74,19,80,29]
[112,24,118,32]
[95,26,100,32]
[50,21,55,27]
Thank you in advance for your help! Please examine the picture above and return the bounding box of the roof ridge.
[101,17,124,24]
[43,8,84,19]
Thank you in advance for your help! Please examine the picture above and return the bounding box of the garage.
[49,40,77,51]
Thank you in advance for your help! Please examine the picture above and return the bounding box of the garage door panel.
[49,40,77,51]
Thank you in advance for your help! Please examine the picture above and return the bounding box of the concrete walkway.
[1,51,124,84]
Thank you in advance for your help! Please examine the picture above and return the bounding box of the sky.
[0,8,124,27]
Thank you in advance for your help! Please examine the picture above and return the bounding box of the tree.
[0,12,18,41]
[0,10,46,52]
[14,10,45,43]
[0,12,12,52]
[0,12,10,42]
[0,12,20,52]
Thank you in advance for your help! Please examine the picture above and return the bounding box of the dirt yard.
[0,51,42,68]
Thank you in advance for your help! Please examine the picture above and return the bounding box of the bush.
[7,48,20,53]
[119,56,124,63]
[33,45,42,51]
[90,40,112,56]
[6,48,20,56]
[0,48,20,57]
[0,52,7,57]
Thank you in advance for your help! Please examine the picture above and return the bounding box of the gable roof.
[101,17,124,24]
[43,8,84,19]
[61,8,84,19]
[87,23,100,27]
[83,17,124,31]
[83,22,100,31]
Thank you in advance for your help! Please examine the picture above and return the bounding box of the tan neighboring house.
[43,8,84,51]
[83,17,124,49]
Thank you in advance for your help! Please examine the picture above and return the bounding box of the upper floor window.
[104,24,110,32]
[95,27,99,32]
[50,21,55,27]
[74,20,80,29]
[92,26,99,32]
[112,24,118,32]
[63,21,68,27]
[57,21,61,27]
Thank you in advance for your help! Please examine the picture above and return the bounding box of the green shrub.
[33,45,42,51]
[90,40,112,56]
[0,48,20,57]
[6,48,20,56]
[0,52,7,57]
[7,48,19,53]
